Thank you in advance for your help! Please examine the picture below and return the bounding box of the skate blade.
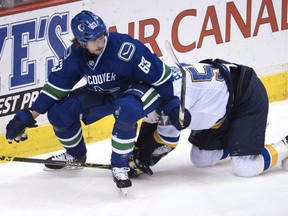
[43,166,84,172]
[119,188,128,196]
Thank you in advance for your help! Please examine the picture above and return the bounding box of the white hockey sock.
[262,139,288,171]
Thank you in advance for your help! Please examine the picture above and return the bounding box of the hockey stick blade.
[164,40,186,127]
[0,155,111,170]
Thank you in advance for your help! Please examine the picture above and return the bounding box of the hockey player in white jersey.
[129,59,288,178]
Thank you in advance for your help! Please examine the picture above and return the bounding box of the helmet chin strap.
[101,35,108,53]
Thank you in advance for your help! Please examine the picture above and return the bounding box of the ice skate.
[112,167,131,196]
[43,152,86,171]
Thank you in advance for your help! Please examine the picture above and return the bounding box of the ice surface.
[1,100,288,216]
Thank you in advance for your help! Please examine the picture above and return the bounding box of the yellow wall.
[261,72,288,103]
[0,115,115,158]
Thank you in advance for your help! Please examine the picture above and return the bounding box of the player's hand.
[167,106,191,130]
[163,97,191,130]
[6,109,37,144]
[8,133,29,144]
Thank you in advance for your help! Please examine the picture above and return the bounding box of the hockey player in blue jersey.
[129,59,288,178]
[5,10,183,192]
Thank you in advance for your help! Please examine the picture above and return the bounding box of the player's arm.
[129,111,181,177]
[134,52,191,130]
[139,112,181,164]
[5,47,82,143]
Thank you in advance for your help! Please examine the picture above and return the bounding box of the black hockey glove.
[167,106,191,130]
[6,109,37,144]
[163,97,191,130]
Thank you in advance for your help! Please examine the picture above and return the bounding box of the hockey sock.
[54,122,87,157]
[262,139,288,171]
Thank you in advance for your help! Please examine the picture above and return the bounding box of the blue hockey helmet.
[71,10,107,42]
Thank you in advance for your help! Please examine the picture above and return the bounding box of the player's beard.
[90,47,104,55]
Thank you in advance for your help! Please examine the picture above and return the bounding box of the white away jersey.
[171,62,230,130]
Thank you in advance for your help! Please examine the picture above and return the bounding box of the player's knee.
[190,146,218,167]
[47,96,82,130]
[113,95,143,130]
[231,155,260,177]
[47,105,72,130]
[48,105,64,128]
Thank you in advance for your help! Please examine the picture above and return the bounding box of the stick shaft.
[0,155,111,169]
[164,40,186,126]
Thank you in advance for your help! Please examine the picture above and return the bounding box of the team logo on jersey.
[118,42,135,61]
[87,73,116,85]
[88,60,95,67]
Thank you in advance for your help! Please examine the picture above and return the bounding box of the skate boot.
[281,136,288,170]
[112,167,132,195]
[43,152,86,171]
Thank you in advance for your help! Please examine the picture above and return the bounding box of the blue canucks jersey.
[32,32,174,114]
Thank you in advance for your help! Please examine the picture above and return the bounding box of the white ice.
[1,100,288,216]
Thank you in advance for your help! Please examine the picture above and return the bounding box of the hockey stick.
[0,155,111,170]
[164,40,186,127]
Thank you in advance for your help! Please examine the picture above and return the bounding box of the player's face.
[86,35,105,55]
